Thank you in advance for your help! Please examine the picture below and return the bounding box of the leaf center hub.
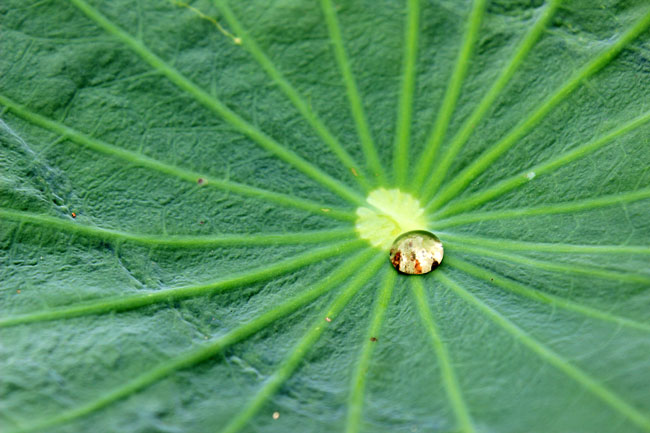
[355,188,428,250]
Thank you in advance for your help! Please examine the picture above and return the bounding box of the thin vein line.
[432,188,650,229]
[0,239,366,328]
[0,208,356,248]
[446,241,650,285]
[435,110,650,218]
[411,0,487,192]
[346,269,396,433]
[8,248,377,433]
[445,256,650,332]
[0,93,355,221]
[68,0,366,206]
[439,272,650,431]
[212,0,371,191]
[411,278,474,433]
[393,0,420,187]
[440,232,650,255]
[418,0,561,199]
[219,253,385,433]
[426,10,650,212]
[319,0,385,183]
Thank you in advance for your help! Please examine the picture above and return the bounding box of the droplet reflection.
[389,230,443,275]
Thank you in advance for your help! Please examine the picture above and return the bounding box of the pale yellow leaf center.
[355,188,429,250]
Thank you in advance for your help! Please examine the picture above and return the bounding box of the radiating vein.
[7,248,377,433]
[319,0,385,182]
[346,269,396,433]
[219,253,385,433]
[426,10,650,212]
[432,188,650,228]
[0,239,366,328]
[411,0,487,192]
[445,256,650,332]
[212,0,371,191]
[393,0,420,187]
[68,0,366,206]
[440,232,650,255]
[435,110,650,218]
[411,278,474,433]
[0,93,355,221]
[0,208,356,248]
[439,272,650,431]
[418,0,561,199]
[446,241,650,285]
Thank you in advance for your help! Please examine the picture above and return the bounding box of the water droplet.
[389,230,443,275]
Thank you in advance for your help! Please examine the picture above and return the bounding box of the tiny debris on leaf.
[325,317,332,322]
[370,337,377,342]
[197,177,205,185]
[71,212,77,218]
[351,167,358,177]
[272,411,280,420]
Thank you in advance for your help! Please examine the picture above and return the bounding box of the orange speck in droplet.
[71,212,77,218]
[16,289,21,294]
[325,317,332,322]
[272,411,280,420]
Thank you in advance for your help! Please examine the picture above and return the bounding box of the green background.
[1,0,649,432]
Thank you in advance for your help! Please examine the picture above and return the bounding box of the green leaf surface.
[1,0,649,432]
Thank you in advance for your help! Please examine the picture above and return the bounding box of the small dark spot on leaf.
[197,177,205,185]
[370,337,377,342]
[71,212,77,218]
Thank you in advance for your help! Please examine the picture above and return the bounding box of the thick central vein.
[319,0,386,182]
[393,0,421,187]
[411,0,487,192]
[0,94,355,221]
[0,208,356,248]
[0,239,366,328]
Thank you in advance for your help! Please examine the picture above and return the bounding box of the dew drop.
[389,230,443,275]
